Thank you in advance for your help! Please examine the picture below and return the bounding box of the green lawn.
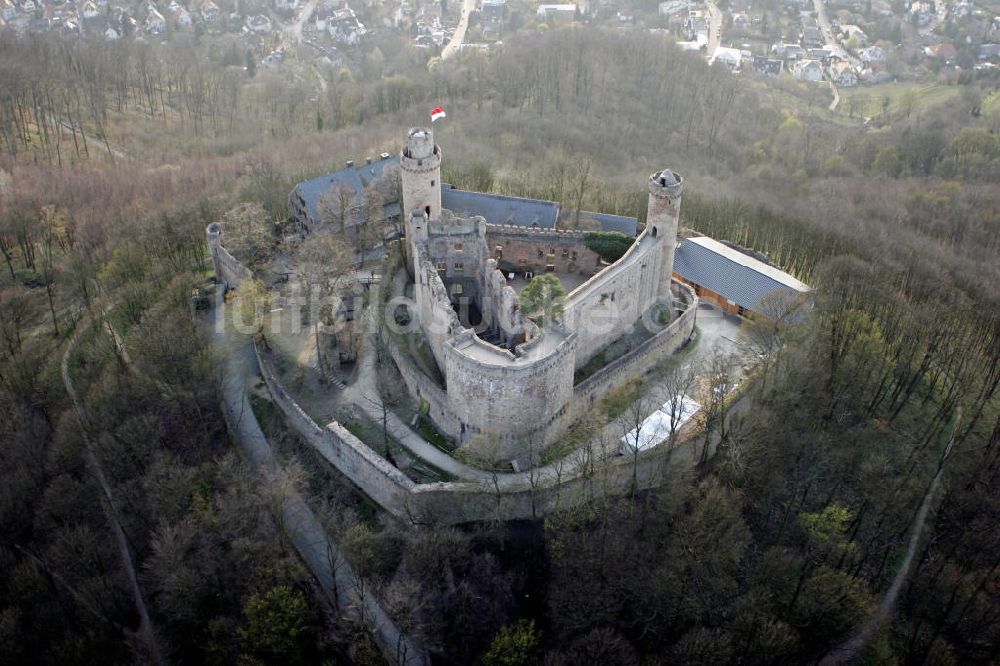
[837,82,962,119]
[983,90,1000,116]
[416,419,455,453]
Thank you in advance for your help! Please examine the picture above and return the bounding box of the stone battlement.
[486,223,588,238]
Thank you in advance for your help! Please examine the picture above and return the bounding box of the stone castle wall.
[210,217,707,525]
[442,325,578,458]
[562,228,667,367]
[256,327,711,526]
[387,281,697,465]
[570,283,697,416]
[486,225,603,276]
[208,224,253,288]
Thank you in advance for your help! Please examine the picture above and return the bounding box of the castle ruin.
[396,127,690,462]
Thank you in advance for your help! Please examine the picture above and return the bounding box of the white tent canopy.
[619,397,701,455]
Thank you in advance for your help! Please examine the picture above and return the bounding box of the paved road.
[813,0,859,67]
[828,79,840,111]
[918,0,947,37]
[441,0,476,60]
[705,0,723,59]
[213,293,428,666]
[281,0,317,47]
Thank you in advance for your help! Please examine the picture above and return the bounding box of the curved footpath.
[61,313,166,666]
[342,301,631,489]
[212,292,429,666]
[818,409,963,665]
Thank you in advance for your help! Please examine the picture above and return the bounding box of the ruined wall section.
[479,259,535,347]
[412,255,463,374]
[207,222,253,288]
[485,225,604,276]
[423,214,490,304]
[562,229,665,368]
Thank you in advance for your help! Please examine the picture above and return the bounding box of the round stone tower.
[647,169,683,300]
[400,127,442,222]
[206,222,223,278]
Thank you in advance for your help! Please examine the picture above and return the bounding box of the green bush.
[582,231,634,263]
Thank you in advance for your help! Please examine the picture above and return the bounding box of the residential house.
[908,1,932,26]
[839,23,867,44]
[711,46,743,70]
[925,42,957,62]
[775,42,807,60]
[658,0,687,17]
[81,1,101,18]
[801,17,823,47]
[793,58,824,81]
[19,0,34,13]
[858,45,886,65]
[829,60,857,86]
[536,4,576,24]
[752,55,784,76]
[328,6,366,44]
[145,6,166,32]
[685,13,709,45]
[105,25,119,38]
[275,0,299,11]
[979,43,1000,62]
[201,0,219,22]
[246,13,272,32]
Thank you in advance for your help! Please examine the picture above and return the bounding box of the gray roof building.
[673,236,810,313]
[290,164,639,236]
[290,155,400,228]
[441,184,560,229]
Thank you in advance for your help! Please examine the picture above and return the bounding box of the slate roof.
[292,165,636,235]
[294,156,400,224]
[581,211,638,236]
[441,184,560,229]
[673,236,809,311]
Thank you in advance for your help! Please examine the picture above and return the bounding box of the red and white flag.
[430,106,446,122]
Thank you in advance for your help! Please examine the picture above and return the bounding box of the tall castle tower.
[400,127,442,222]
[647,169,683,301]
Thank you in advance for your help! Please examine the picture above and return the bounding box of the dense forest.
[1,25,998,665]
